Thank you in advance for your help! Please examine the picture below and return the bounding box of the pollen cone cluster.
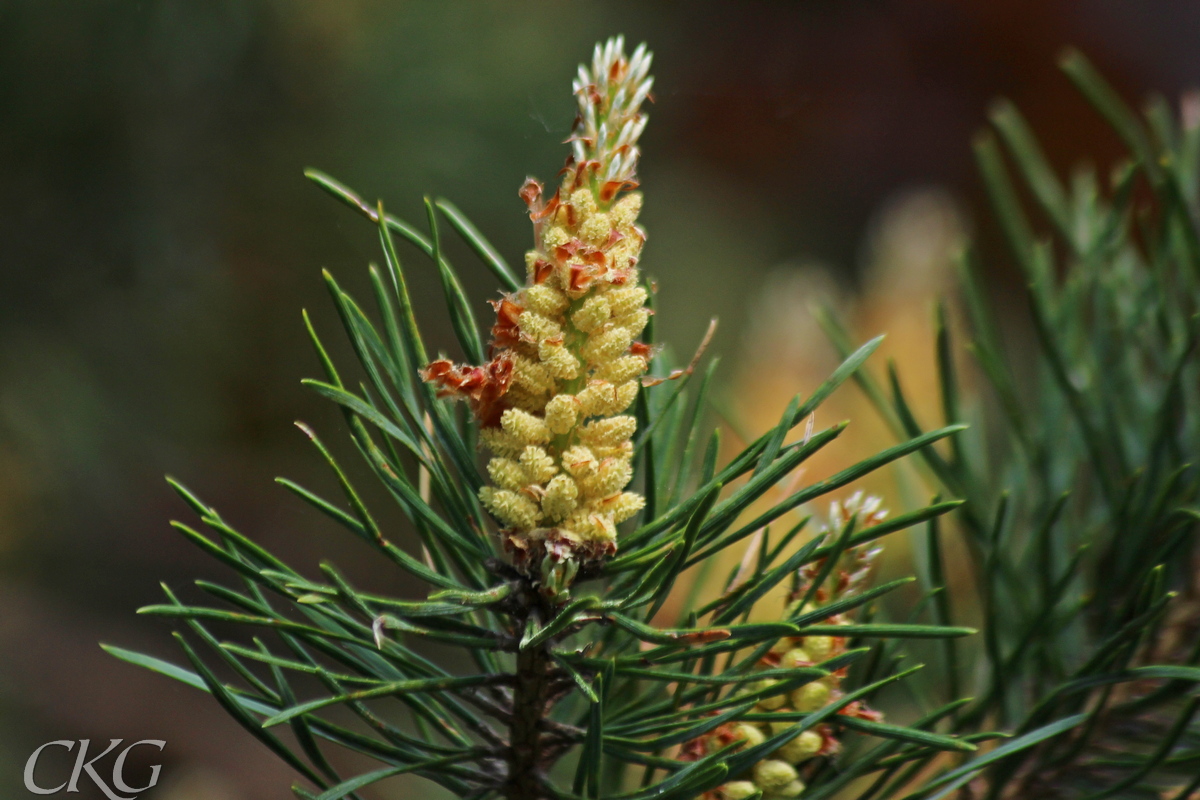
[686,494,887,800]
[422,37,654,588]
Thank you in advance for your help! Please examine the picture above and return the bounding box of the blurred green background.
[1,2,1198,797]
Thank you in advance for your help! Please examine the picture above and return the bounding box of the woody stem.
[504,579,554,800]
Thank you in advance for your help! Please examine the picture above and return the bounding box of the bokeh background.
[2,2,1199,797]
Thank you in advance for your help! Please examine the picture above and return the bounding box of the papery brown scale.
[593,539,617,559]
[421,359,491,401]
[599,180,639,203]
[532,259,554,284]
[473,356,515,428]
[531,188,561,222]
[679,737,707,764]
[568,262,604,293]
[419,355,513,428]
[490,330,520,352]
[840,701,883,722]
[708,724,741,750]
[419,360,460,396]
[488,297,525,350]
[554,239,582,260]
[504,531,530,557]
[492,297,524,326]
[519,177,543,211]
[574,160,598,187]
[836,571,851,595]
[630,342,653,358]
[502,527,616,572]
[544,537,574,563]
[819,727,841,757]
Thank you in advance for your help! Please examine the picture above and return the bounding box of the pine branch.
[107,35,1001,800]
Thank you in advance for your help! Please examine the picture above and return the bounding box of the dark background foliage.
[1,2,1198,797]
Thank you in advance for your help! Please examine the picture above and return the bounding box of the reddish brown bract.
[420,354,514,428]
[531,259,554,284]
[518,177,542,210]
[568,261,604,293]
[489,297,525,351]
[521,178,562,223]
[629,342,653,358]
[599,179,639,204]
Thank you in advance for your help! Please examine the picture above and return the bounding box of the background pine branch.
[822,49,1200,800]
